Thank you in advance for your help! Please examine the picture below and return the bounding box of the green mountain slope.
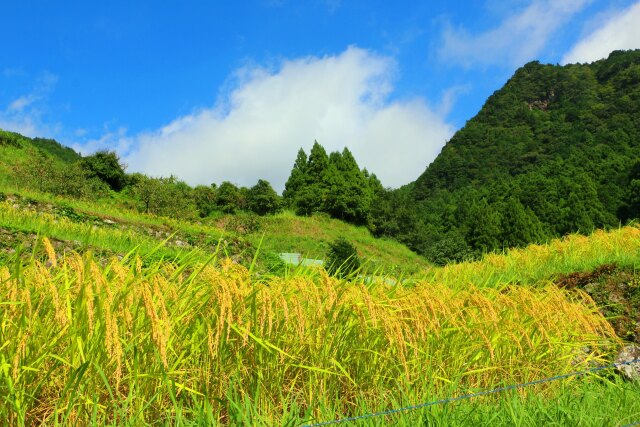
[373,50,640,263]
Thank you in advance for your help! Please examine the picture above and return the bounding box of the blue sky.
[1,0,639,190]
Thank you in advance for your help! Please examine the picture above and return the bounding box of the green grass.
[0,186,430,275]
[299,378,640,426]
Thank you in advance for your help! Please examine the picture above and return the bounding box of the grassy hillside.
[1,223,639,425]
[0,189,429,276]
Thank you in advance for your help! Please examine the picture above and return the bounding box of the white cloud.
[103,47,454,191]
[439,0,590,67]
[562,1,640,64]
[0,71,59,137]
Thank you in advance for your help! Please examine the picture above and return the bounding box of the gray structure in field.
[278,253,324,267]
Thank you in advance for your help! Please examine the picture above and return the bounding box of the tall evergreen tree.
[295,141,329,215]
[306,141,329,183]
[283,148,308,207]
[499,197,546,248]
[336,147,372,224]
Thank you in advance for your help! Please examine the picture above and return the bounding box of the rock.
[103,219,116,225]
[615,344,640,381]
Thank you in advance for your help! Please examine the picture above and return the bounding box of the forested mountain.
[371,50,640,264]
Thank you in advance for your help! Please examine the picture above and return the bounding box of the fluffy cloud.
[110,47,454,191]
[439,0,590,67]
[562,1,640,64]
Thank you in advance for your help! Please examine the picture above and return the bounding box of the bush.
[326,238,361,278]
[424,231,475,266]
[11,151,108,199]
[129,174,197,218]
[80,151,128,191]
[193,185,217,218]
[247,179,280,216]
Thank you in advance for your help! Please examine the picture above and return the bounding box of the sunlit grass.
[428,224,640,289]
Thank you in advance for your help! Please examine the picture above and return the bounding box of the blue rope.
[302,358,640,427]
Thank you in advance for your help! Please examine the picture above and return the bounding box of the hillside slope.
[373,50,640,263]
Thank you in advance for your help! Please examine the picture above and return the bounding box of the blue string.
[302,358,640,427]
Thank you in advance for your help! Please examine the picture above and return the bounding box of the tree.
[12,150,107,199]
[325,148,372,224]
[468,202,503,253]
[247,179,281,215]
[216,181,242,214]
[424,229,473,266]
[306,141,329,183]
[619,161,640,222]
[283,149,308,207]
[130,174,196,218]
[193,184,217,218]
[499,197,546,248]
[80,151,128,191]
[326,238,361,278]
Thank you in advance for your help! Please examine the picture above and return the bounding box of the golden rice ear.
[42,237,57,268]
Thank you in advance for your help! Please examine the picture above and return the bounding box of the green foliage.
[326,237,361,278]
[129,174,196,218]
[285,142,376,225]
[283,148,308,207]
[247,179,280,216]
[193,184,218,218]
[0,130,26,148]
[30,137,81,163]
[424,229,473,266]
[80,150,128,191]
[325,148,373,224]
[376,49,640,263]
[224,212,262,235]
[216,181,242,214]
[619,160,640,221]
[11,150,108,199]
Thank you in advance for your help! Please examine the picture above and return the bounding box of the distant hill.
[372,50,640,264]
[0,129,80,163]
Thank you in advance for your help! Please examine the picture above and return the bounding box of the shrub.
[80,151,128,191]
[11,151,108,199]
[129,174,197,218]
[247,179,280,216]
[326,238,361,278]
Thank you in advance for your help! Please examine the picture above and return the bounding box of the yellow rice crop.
[0,240,621,425]
[429,224,640,288]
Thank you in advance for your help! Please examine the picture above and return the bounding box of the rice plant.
[0,235,628,425]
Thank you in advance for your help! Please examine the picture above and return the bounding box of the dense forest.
[1,50,639,265]
[368,49,640,264]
